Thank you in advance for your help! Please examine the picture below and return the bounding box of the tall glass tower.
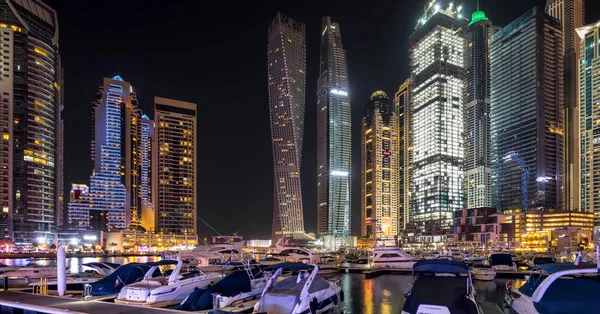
[465,10,499,208]
[267,13,307,240]
[316,16,351,239]
[361,91,399,238]
[88,76,138,230]
[0,0,62,243]
[491,8,564,212]
[409,6,466,242]
[577,21,600,232]
[394,79,412,231]
[546,0,585,211]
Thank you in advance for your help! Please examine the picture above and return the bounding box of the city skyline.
[36,0,600,239]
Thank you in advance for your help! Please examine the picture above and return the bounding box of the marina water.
[0,256,516,313]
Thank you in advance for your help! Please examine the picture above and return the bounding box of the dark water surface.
[0,257,515,313]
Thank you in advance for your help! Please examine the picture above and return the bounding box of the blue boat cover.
[180,270,263,311]
[89,263,154,295]
[263,262,314,272]
[534,277,600,314]
[413,260,469,274]
[533,263,598,273]
[489,254,512,267]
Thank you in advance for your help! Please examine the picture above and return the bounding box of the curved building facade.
[0,0,62,244]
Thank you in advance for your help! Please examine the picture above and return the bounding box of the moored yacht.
[489,252,517,271]
[115,260,223,307]
[253,264,343,313]
[370,246,417,269]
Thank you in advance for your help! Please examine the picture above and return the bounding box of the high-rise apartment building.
[465,10,499,208]
[67,184,90,230]
[267,13,307,240]
[394,79,412,231]
[316,16,351,239]
[491,8,564,212]
[0,0,62,243]
[154,97,196,235]
[88,76,140,231]
[546,0,585,211]
[140,114,155,231]
[577,21,600,231]
[361,91,399,238]
[408,7,466,241]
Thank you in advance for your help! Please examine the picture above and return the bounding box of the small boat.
[180,263,275,311]
[88,262,162,296]
[402,259,481,314]
[525,254,555,268]
[469,257,496,281]
[504,262,600,314]
[371,246,417,269]
[254,264,343,314]
[82,262,120,276]
[3,264,64,279]
[115,260,223,307]
[489,253,517,271]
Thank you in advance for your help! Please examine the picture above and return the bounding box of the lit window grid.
[466,167,492,208]
[268,15,307,237]
[156,112,195,234]
[579,25,600,224]
[412,27,465,77]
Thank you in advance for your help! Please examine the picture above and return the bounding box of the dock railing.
[32,277,48,295]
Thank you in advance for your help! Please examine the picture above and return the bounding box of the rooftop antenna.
[476,0,479,11]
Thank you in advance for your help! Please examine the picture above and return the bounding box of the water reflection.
[0,256,160,273]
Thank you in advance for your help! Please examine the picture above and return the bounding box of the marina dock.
[0,291,182,314]
[350,267,529,279]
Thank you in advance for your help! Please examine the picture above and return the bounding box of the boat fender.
[340,289,344,302]
[309,297,319,314]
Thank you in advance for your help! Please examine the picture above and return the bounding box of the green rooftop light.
[469,10,488,26]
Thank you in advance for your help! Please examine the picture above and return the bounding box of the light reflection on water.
[0,257,518,313]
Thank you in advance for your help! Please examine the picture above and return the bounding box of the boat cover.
[256,276,331,313]
[489,254,512,267]
[532,263,598,273]
[179,270,263,311]
[83,262,121,273]
[89,263,153,295]
[413,260,469,274]
[534,277,600,314]
[263,262,314,272]
[403,275,478,314]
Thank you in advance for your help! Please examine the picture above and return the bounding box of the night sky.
[45,0,600,239]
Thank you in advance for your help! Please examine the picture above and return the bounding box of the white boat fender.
[310,297,319,314]
[340,289,344,302]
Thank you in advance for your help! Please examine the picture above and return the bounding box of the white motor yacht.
[489,252,517,271]
[370,246,416,269]
[4,264,64,279]
[469,257,496,281]
[254,264,343,314]
[115,260,223,308]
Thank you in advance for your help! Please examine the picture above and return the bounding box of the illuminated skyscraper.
[316,16,351,238]
[577,21,600,231]
[465,10,499,208]
[491,8,564,212]
[546,0,584,211]
[154,97,196,235]
[267,13,307,240]
[361,91,399,238]
[409,6,466,241]
[394,79,412,231]
[88,76,140,230]
[0,0,62,243]
[67,184,90,230]
[140,114,155,231]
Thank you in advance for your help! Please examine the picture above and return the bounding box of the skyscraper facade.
[546,0,584,211]
[316,16,351,239]
[88,76,139,231]
[409,8,466,241]
[394,79,412,231]
[465,10,498,208]
[67,184,90,230]
[154,96,197,235]
[140,114,155,230]
[0,0,62,243]
[491,8,564,212]
[267,13,307,240]
[361,91,399,238]
[577,21,600,230]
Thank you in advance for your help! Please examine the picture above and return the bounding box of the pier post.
[57,246,66,296]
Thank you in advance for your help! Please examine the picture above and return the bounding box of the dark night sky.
[44,0,600,239]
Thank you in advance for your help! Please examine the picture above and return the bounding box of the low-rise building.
[105,230,198,253]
